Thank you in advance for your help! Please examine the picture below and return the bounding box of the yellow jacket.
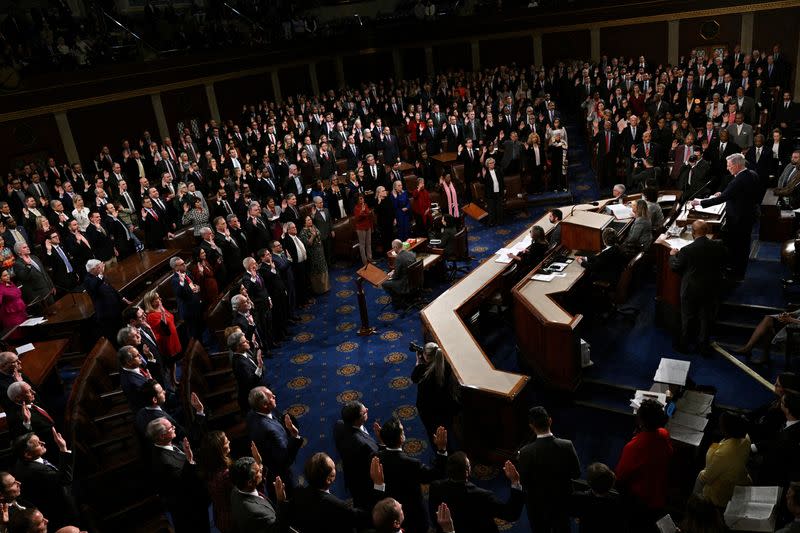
[700,436,752,507]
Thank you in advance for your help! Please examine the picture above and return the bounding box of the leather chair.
[332,216,360,263]
[398,259,426,314]
[445,228,471,280]
[503,175,526,212]
[470,182,486,211]
[593,251,644,321]
[482,262,518,324]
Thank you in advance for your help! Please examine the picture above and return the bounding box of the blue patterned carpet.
[226,116,788,532]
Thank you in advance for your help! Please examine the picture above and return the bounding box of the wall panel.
[343,51,393,87]
[400,47,427,82]
[316,59,338,93]
[0,114,65,175]
[678,14,741,59]
[68,96,156,166]
[434,42,471,72]
[599,22,668,65]
[161,85,209,139]
[753,7,799,84]
[479,36,534,69]
[215,73,274,123]
[542,30,590,65]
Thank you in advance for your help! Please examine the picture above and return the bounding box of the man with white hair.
[312,196,334,266]
[382,239,417,304]
[6,381,56,451]
[691,153,761,280]
[170,256,203,339]
[84,259,129,341]
[481,157,505,226]
[12,241,54,308]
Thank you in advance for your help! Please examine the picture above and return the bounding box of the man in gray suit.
[734,87,757,125]
[312,196,335,267]
[727,112,754,151]
[383,239,416,303]
[230,456,286,533]
[12,242,55,309]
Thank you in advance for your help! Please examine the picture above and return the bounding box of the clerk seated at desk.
[576,228,626,286]
[774,151,800,206]
[383,239,416,304]
[548,209,563,245]
[509,225,550,273]
[622,200,652,257]
[434,215,459,256]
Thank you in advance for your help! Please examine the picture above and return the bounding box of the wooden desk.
[17,339,68,386]
[560,210,614,252]
[674,202,726,229]
[104,249,180,298]
[760,188,795,242]
[387,238,428,270]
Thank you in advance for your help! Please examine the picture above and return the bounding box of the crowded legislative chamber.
[1,0,800,532]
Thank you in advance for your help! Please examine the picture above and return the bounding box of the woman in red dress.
[0,269,27,338]
[191,247,219,308]
[409,177,431,237]
[143,290,182,383]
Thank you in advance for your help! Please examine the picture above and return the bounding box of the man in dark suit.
[517,406,581,533]
[5,381,58,460]
[382,240,416,304]
[104,204,138,259]
[312,197,335,267]
[334,401,382,509]
[377,417,447,533]
[140,197,170,249]
[671,135,698,183]
[747,134,772,184]
[84,259,128,342]
[213,216,243,279]
[482,157,505,226]
[282,221,311,306]
[0,471,34,523]
[85,211,116,263]
[420,119,443,156]
[13,430,78,530]
[499,130,524,175]
[319,143,337,180]
[766,129,794,179]
[117,345,154,410]
[245,203,273,256]
[668,220,728,353]
[289,452,381,532]
[692,154,761,280]
[247,386,302,499]
[576,228,627,286]
[135,379,206,447]
[754,392,800,488]
[41,231,80,295]
[146,417,210,533]
[381,127,401,165]
[0,352,30,412]
[594,121,619,186]
[12,242,55,311]
[230,456,287,533]
[773,90,798,134]
[620,116,644,180]
[228,331,266,414]
[345,135,362,170]
[428,453,524,533]
[444,117,463,151]
[457,140,482,198]
[170,256,203,340]
[679,152,713,200]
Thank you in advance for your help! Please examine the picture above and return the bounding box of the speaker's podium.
[560,210,614,252]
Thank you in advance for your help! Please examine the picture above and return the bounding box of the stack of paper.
[656,514,677,533]
[607,203,634,220]
[532,273,556,282]
[630,390,667,411]
[19,317,47,327]
[654,358,690,386]
[724,486,782,531]
[665,237,693,250]
[657,194,678,203]
[676,391,714,416]
[693,201,726,215]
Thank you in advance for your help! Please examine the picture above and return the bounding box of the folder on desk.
[724,486,782,531]
[654,358,690,385]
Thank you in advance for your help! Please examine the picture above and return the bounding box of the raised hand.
[274,476,287,502]
[503,460,521,484]
[22,403,31,425]
[52,427,69,452]
[433,426,448,451]
[250,441,263,465]
[370,456,384,485]
[190,392,204,413]
[284,413,299,438]
[182,437,194,463]
[436,503,455,533]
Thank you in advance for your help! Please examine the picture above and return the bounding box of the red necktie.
[141,367,152,380]
[605,132,610,153]
[33,404,54,424]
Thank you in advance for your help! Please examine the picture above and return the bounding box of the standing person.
[690,153,761,281]
[0,269,27,336]
[12,242,54,310]
[548,132,568,192]
[84,259,129,342]
[299,215,329,295]
[409,177,431,238]
[391,180,411,241]
[190,247,220,308]
[353,194,374,266]
[170,256,203,341]
[374,186,395,257]
[668,220,727,354]
[411,342,460,447]
[281,222,310,307]
[615,399,673,531]
[481,158,505,226]
[382,240,416,305]
[142,290,181,385]
[695,412,751,509]
[197,430,236,533]
[517,406,581,533]
[312,196,334,268]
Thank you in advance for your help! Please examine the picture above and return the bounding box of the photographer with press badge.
[410,341,461,450]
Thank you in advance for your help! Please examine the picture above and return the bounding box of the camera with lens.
[409,341,424,354]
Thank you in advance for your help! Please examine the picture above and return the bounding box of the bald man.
[668,220,727,354]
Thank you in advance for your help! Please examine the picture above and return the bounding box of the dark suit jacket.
[289,486,373,533]
[105,216,135,259]
[669,235,727,299]
[119,368,150,410]
[150,444,210,531]
[377,448,446,533]
[428,479,524,533]
[245,217,273,256]
[41,245,80,291]
[757,421,800,487]
[313,209,333,240]
[13,256,54,305]
[14,451,76,528]
[86,223,115,261]
[232,351,265,413]
[230,489,284,533]
[171,272,202,322]
[517,435,581,515]
[482,168,505,199]
[333,421,381,507]
[580,245,627,285]
[699,169,761,226]
[84,272,123,323]
[746,145,773,180]
[247,410,302,488]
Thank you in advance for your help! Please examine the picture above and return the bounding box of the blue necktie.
[54,246,72,273]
